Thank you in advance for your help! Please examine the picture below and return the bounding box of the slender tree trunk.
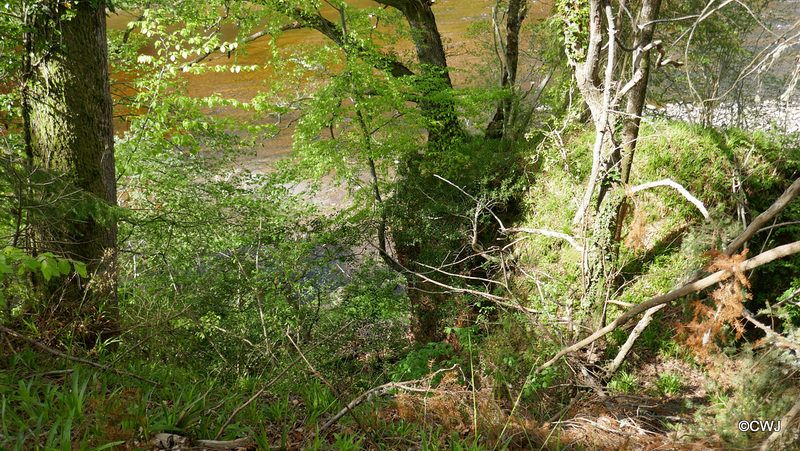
[23,1,118,332]
[584,0,662,328]
[486,0,528,140]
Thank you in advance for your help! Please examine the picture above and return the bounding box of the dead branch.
[725,177,800,256]
[503,227,584,253]
[741,307,800,353]
[0,324,159,385]
[152,433,255,450]
[605,303,668,376]
[628,178,709,219]
[534,239,800,375]
[319,364,460,432]
[760,396,800,451]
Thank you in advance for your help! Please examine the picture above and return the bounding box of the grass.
[655,373,684,396]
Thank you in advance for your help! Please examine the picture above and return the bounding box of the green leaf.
[41,259,55,281]
[57,259,71,275]
[73,261,88,278]
[23,258,41,272]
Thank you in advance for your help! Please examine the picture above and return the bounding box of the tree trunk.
[378,0,464,148]
[564,0,662,327]
[23,1,118,333]
[486,0,528,140]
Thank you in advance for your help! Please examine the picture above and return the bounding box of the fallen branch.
[605,303,668,376]
[534,239,800,375]
[725,176,800,256]
[0,325,159,385]
[741,307,800,353]
[152,433,255,450]
[319,364,460,432]
[628,178,709,219]
[760,396,800,451]
[502,227,584,253]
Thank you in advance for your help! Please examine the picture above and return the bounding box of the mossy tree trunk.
[22,0,118,333]
[561,0,662,328]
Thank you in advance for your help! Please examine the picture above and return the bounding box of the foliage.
[650,0,775,125]
[655,373,684,396]
[3,0,800,449]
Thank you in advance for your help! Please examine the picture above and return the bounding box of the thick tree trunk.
[380,0,463,148]
[23,1,118,332]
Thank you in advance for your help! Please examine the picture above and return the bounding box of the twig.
[0,325,159,385]
[213,320,355,440]
[286,329,379,449]
[182,22,302,68]
[741,307,800,353]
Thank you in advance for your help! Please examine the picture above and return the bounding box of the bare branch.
[0,325,159,385]
[182,22,302,68]
[214,320,355,440]
[320,364,460,432]
[760,396,800,451]
[724,177,800,256]
[502,227,584,253]
[628,178,709,219]
[741,307,800,353]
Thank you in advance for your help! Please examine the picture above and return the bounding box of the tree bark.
[486,0,528,140]
[23,1,118,329]
[375,0,463,148]
[564,0,662,327]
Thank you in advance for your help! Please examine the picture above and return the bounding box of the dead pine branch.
[534,239,800,375]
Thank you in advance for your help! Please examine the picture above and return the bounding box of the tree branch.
[502,227,584,253]
[724,177,800,256]
[0,325,159,385]
[534,239,800,375]
[628,178,709,219]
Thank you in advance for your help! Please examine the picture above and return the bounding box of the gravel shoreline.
[648,99,800,135]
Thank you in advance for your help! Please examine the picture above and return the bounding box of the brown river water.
[107,1,552,177]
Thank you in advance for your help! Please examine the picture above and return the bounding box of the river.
[107,1,552,178]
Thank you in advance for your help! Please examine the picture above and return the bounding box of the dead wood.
[534,239,800,375]
[725,176,800,256]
